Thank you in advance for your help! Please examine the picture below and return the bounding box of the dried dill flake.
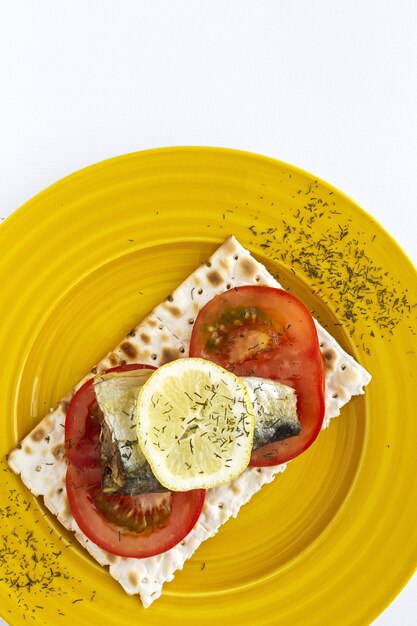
[0,482,87,622]
[247,184,416,346]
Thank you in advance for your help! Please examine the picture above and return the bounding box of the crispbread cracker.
[8,236,371,608]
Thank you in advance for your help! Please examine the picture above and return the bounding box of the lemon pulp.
[136,358,254,491]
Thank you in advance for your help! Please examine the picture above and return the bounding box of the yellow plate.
[1,147,417,625]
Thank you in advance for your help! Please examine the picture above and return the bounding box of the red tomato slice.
[189,286,325,466]
[65,364,205,558]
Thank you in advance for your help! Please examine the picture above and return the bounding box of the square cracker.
[7,236,370,607]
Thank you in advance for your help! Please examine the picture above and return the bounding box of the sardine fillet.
[7,236,371,608]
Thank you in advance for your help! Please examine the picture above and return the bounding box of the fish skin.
[94,372,300,496]
[94,370,168,495]
[241,377,300,450]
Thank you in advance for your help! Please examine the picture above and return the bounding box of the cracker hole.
[332,393,338,398]
[188,319,194,325]
[205,261,212,268]
[166,295,173,302]
[35,466,41,472]
[179,347,185,354]
[198,289,203,295]
[158,325,163,331]
[319,343,324,348]
[255,275,260,282]
[151,354,157,360]
[341,364,346,371]
[233,255,239,260]
[218,503,224,509]
[226,284,231,289]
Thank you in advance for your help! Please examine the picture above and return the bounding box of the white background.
[1,1,416,624]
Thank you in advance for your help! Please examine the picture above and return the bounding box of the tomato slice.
[65,364,205,558]
[189,286,325,466]
[66,464,205,558]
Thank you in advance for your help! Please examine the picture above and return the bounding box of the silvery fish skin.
[94,372,300,496]
[94,370,168,495]
[241,377,300,450]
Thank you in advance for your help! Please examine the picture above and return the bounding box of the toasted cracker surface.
[8,236,370,607]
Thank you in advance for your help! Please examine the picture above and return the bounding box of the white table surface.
[1,1,416,624]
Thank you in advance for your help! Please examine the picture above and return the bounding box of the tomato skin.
[189,286,325,466]
[65,364,205,558]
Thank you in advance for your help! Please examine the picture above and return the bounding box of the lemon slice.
[136,358,254,491]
